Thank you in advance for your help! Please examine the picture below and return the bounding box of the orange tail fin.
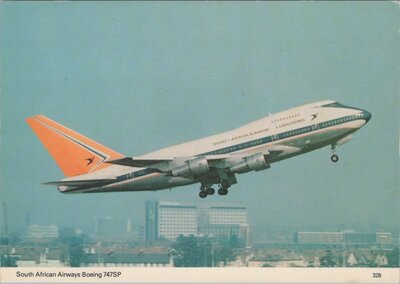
[26,115,124,177]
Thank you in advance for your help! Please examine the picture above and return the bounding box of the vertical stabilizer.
[26,115,124,177]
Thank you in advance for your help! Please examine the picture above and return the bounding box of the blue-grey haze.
[0,2,399,233]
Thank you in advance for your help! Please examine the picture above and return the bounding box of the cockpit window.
[321,102,346,108]
[320,101,365,111]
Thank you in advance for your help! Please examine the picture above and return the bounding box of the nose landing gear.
[330,144,339,162]
[331,154,339,163]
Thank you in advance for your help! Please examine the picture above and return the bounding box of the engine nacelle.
[229,153,270,174]
[171,156,210,177]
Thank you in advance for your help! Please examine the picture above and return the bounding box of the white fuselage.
[61,100,371,193]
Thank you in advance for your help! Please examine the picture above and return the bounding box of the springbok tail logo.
[86,156,95,166]
[26,115,124,177]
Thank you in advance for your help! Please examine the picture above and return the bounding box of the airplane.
[26,100,371,198]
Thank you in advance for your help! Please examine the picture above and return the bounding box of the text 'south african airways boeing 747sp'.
[27,100,371,198]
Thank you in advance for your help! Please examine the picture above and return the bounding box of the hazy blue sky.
[1,2,398,233]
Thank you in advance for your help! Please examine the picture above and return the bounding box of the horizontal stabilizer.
[43,178,116,187]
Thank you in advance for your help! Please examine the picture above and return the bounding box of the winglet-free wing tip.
[26,114,44,119]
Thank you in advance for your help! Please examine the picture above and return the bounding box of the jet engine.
[228,153,270,174]
[171,156,210,177]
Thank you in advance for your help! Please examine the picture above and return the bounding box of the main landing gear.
[217,180,229,196]
[199,185,215,198]
[199,180,230,198]
[217,187,228,196]
[198,171,236,198]
[199,190,207,198]
[330,144,339,163]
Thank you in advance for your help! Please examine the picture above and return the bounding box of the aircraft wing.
[106,144,302,169]
[106,157,172,167]
[267,145,301,156]
[106,155,232,168]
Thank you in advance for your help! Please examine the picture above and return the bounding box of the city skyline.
[2,199,398,242]
[2,201,397,268]
[1,2,399,234]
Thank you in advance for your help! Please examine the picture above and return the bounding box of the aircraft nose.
[362,110,372,123]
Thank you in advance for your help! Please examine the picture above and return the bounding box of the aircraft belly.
[102,175,194,192]
[61,171,197,193]
[267,125,360,162]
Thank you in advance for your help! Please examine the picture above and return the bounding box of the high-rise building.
[200,204,248,225]
[145,201,158,242]
[198,203,249,245]
[145,201,249,244]
[158,202,198,240]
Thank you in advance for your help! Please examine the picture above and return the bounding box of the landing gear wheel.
[331,154,339,163]
[221,180,229,188]
[206,187,215,195]
[199,191,207,198]
[218,187,228,196]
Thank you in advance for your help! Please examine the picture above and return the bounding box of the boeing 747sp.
[26,100,371,198]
